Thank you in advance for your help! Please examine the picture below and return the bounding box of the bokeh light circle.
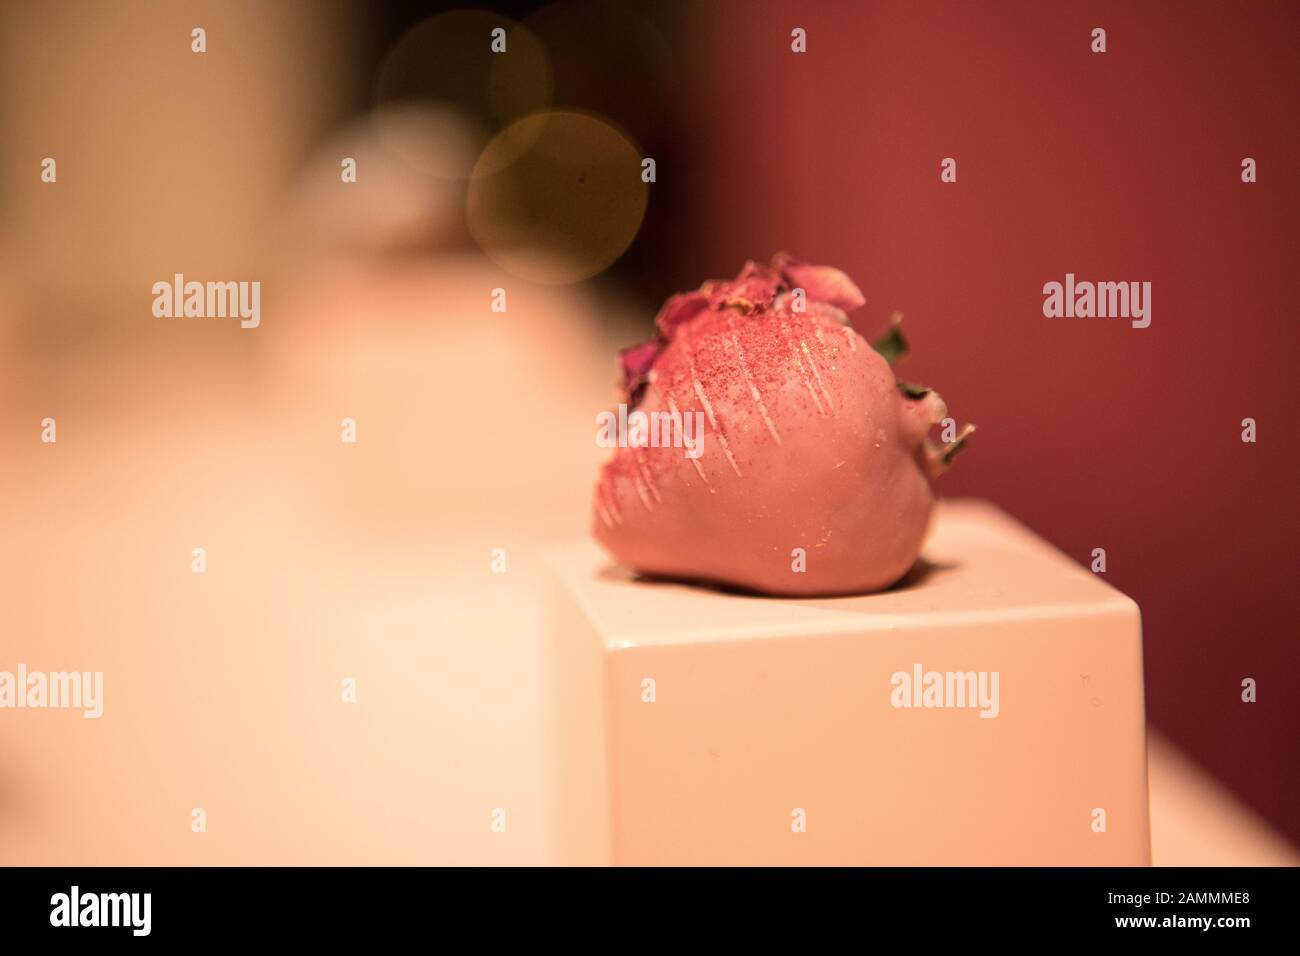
[373,9,553,180]
[466,111,648,284]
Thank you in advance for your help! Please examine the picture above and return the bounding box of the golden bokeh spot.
[374,10,552,174]
[467,111,648,284]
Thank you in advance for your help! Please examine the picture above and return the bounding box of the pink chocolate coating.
[593,257,958,597]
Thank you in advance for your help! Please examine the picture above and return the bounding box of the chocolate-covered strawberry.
[593,254,972,596]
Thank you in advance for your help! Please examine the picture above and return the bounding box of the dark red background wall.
[671,0,1299,842]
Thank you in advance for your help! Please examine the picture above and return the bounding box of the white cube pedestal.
[545,500,1149,865]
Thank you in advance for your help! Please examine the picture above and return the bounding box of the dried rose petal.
[619,255,866,407]
[619,340,661,392]
[654,291,709,340]
[705,260,782,314]
[777,257,865,312]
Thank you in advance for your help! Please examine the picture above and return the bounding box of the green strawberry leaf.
[897,380,930,399]
[871,313,908,364]
[941,424,976,463]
